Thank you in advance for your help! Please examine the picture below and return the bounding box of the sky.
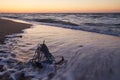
[0,0,120,13]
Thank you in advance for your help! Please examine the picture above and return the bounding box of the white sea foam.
[0,18,120,80]
[0,13,120,36]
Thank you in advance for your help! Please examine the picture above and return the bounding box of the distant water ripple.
[0,13,120,36]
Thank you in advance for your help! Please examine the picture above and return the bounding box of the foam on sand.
[0,18,120,80]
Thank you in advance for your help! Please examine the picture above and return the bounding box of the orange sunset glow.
[0,0,120,13]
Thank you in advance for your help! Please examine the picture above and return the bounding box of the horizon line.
[0,12,120,14]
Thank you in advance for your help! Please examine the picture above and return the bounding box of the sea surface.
[0,13,120,80]
[0,13,120,36]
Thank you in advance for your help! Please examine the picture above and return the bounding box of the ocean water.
[0,13,120,36]
[0,13,120,80]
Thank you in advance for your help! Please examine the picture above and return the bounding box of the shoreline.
[0,18,120,80]
[0,18,32,44]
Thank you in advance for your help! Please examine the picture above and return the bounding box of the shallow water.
[0,20,120,80]
[0,13,120,36]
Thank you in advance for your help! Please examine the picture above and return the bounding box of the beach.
[0,18,31,44]
[0,18,120,80]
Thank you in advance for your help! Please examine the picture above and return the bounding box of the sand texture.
[0,18,31,44]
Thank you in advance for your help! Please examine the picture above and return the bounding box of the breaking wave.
[0,13,120,36]
[27,18,79,26]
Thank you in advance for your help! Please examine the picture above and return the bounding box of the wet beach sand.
[0,18,31,44]
[0,18,120,80]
